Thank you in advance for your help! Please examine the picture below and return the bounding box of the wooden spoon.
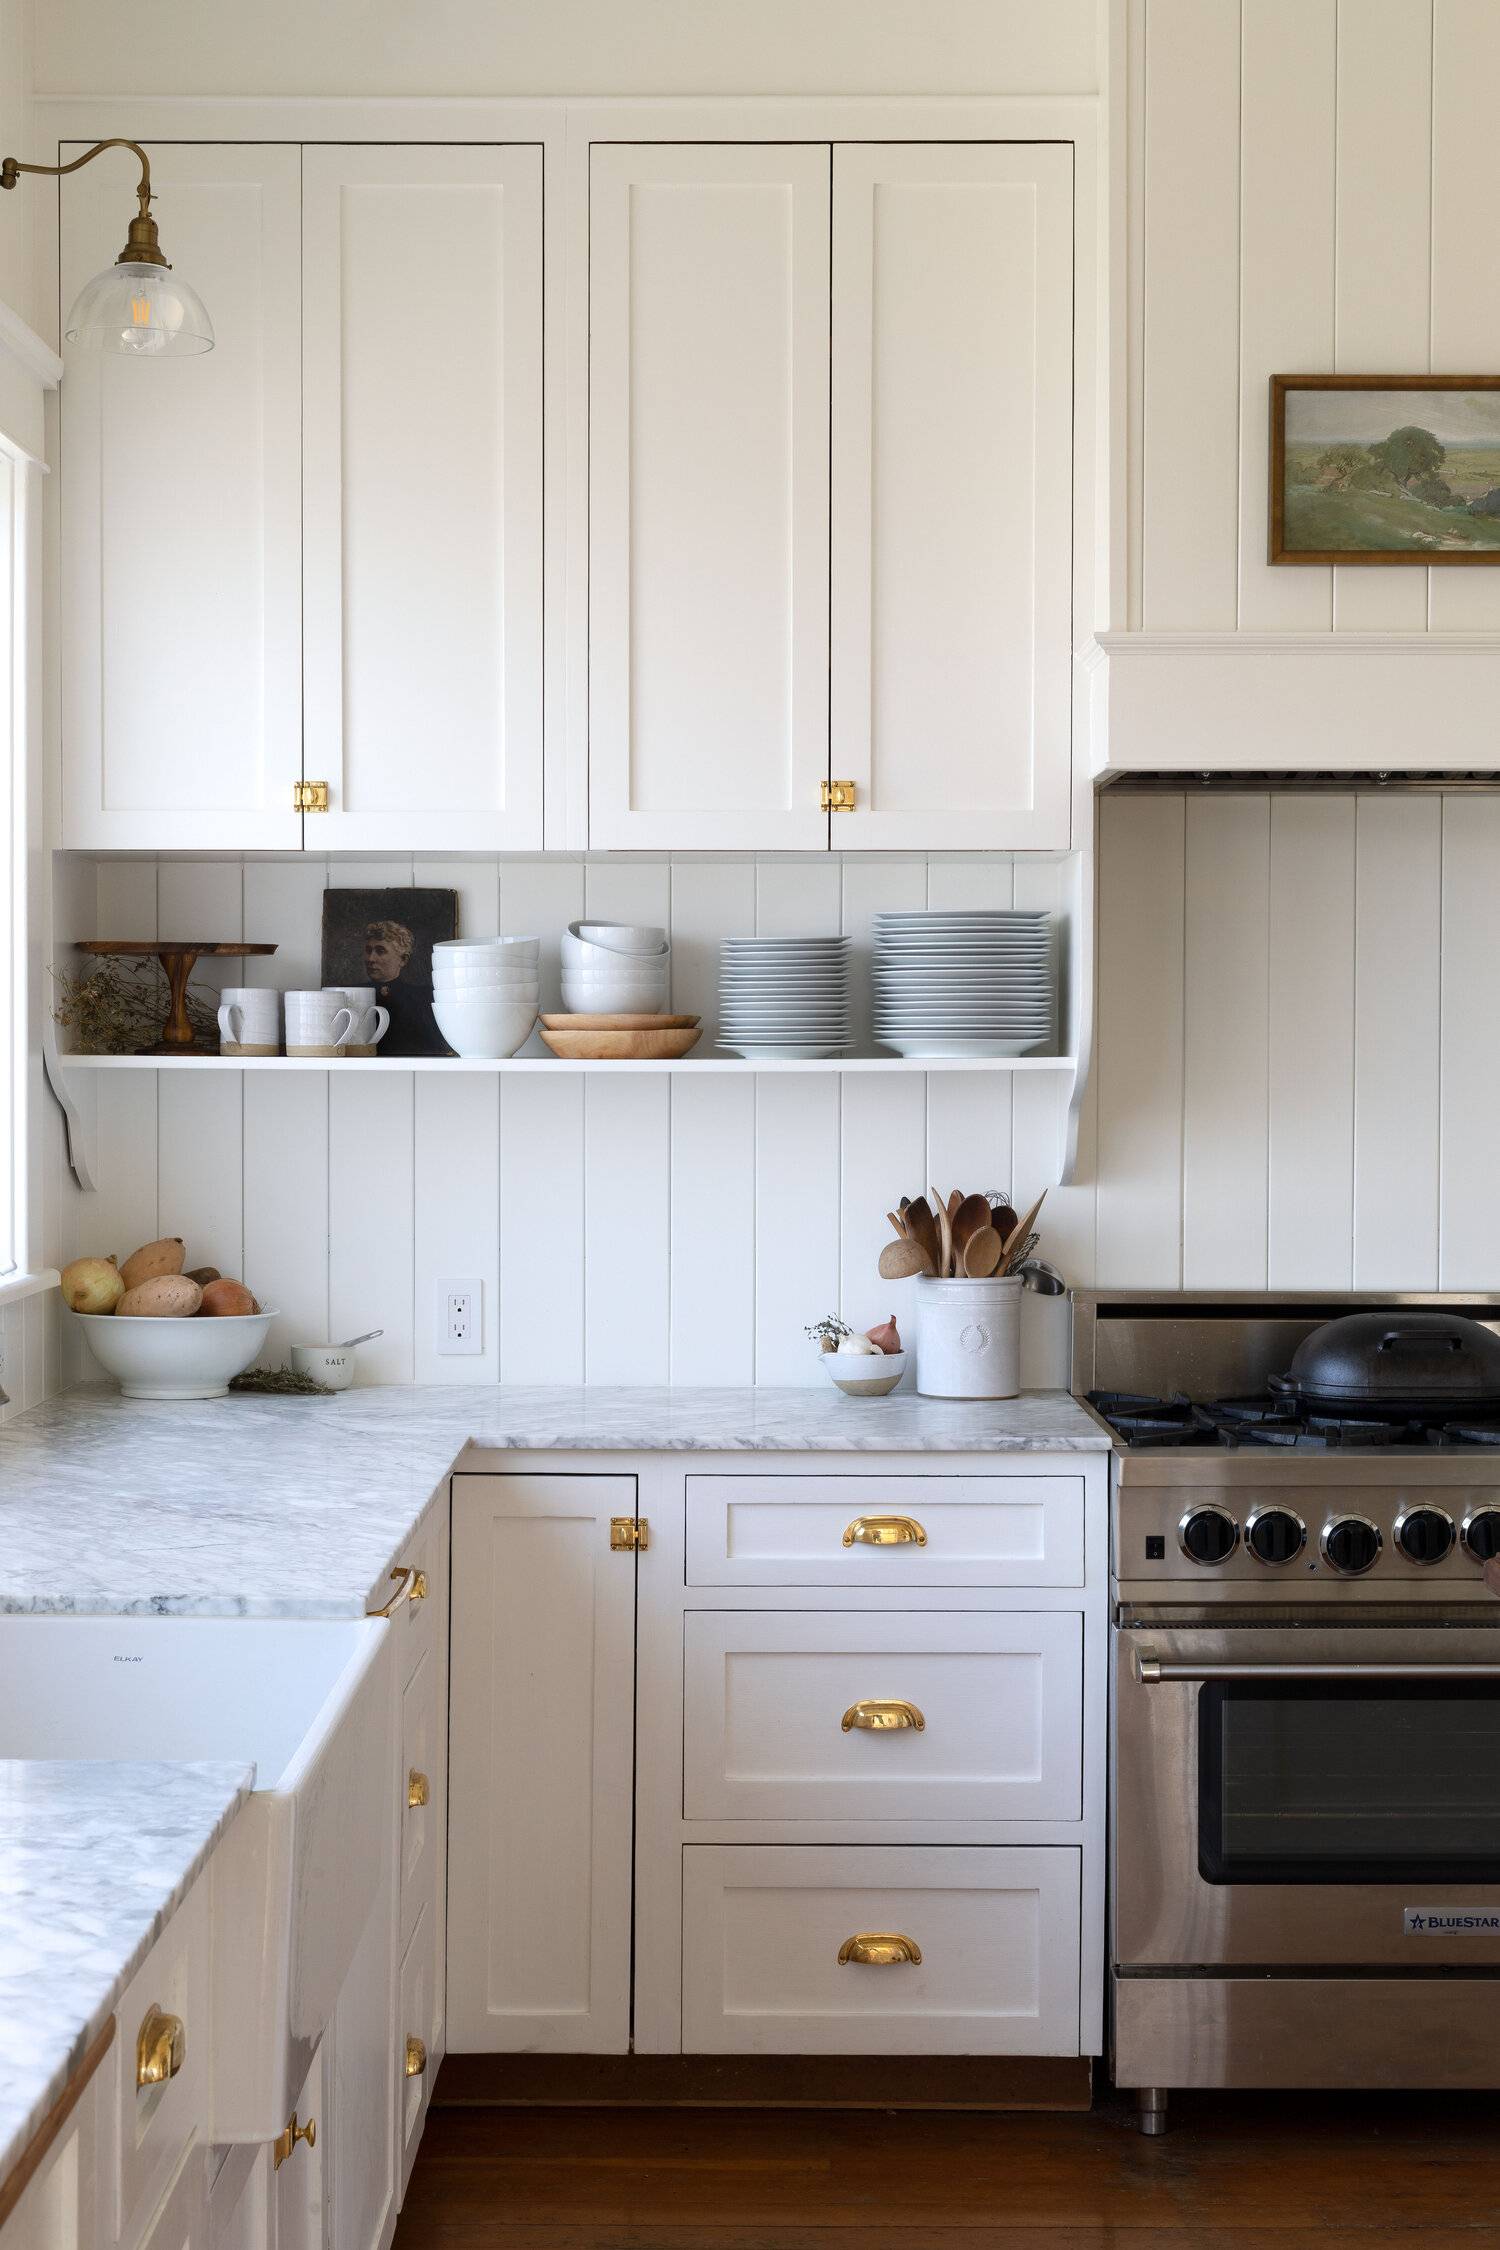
[879,1236,931,1281]
[962,1226,1003,1277]
[950,1193,991,1271]
[886,1210,908,1242]
[931,1187,954,1278]
[903,1195,941,1277]
[997,1191,1048,1275]
[991,1196,1019,1242]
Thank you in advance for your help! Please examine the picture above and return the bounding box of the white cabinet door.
[447,1473,638,2052]
[588,145,831,851]
[301,146,543,852]
[60,144,303,850]
[831,144,1074,849]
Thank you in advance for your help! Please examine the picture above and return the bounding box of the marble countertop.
[0,1383,1107,1619]
[0,1760,253,2193]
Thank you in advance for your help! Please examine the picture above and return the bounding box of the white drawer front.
[683,1611,1082,1822]
[113,1887,208,2250]
[400,1642,440,1945]
[685,1474,1084,1587]
[682,1845,1081,2054]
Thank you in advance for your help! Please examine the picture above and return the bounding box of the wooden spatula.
[997,1191,1047,1275]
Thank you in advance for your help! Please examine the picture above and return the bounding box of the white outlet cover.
[437,1275,483,1356]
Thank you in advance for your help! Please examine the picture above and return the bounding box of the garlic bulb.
[836,1332,881,1356]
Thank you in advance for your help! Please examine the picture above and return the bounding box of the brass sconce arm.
[0,139,168,267]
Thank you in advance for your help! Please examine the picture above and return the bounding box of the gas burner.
[1086,1392,1205,1447]
[1439,1422,1500,1448]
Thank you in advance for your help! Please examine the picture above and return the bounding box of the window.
[0,433,21,1281]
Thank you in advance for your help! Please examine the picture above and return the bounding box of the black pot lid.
[1280,1310,1500,1406]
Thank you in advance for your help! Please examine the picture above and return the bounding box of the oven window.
[1198,1680,1500,1883]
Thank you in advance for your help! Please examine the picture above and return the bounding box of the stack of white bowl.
[871,909,1054,1057]
[560,922,670,1014]
[717,936,852,1059]
[431,936,540,1058]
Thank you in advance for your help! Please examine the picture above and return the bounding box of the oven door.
[1115,1618,1500,1969]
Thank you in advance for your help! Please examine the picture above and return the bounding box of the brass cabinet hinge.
[821,779,856,812]
[609,1517,650,1552]
[293,780,330,813]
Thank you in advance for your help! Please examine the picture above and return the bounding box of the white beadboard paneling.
[94,860,157,942]
[1438,794,1500,1286]
[923,861,1019,1210]
[1181,796,1270,1287]
[1429,0,1500,630]
[1237,0,1336,631]
[0,1305,19,1425]
[501,857,584,1051]
[756,859,842,940]
[243,1071,329,1364]
[243,861,327,991]
[840,857,927,1058]
[414,859,500,942]
[75,1063,157,1275]
[158,1073,244,1282]
[753,1071,840,1385]
[156,864,243,1006]
[329,1069,415,1382]
[670,1073,755,1384]
[668,859,756,1041]
[583,860,672,936]
[1140,0,1242,628]
[1352,794,1442,1289]
[1093,793,1185,1286]
[839,1068,927,1340]
[1012,853,1093,1379]
[1267,796,1356,1287]
[584,1074,670,1385]
[415,1071,501,1383]
[1332,0,1433,633]
[499,1074,584,1384]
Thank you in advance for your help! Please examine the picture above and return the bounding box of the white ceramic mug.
[327,985,391,1058]
[284,990,355,1058]
[217,987,281,1057]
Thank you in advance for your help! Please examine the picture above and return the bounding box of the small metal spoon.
[337,1329,384,1348]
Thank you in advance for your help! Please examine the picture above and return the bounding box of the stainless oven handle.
[1136,1655,1500,1683]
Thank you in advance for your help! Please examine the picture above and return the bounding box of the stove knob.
[1394,1506,1456,1566]
[1178,1506,1238,1565]
[1461,1508,1500,1563]
[1245,1507,1306,1566]
[1320,1515,1381,1576]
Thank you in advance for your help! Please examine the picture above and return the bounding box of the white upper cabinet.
[302,146,544,851]
[60,145,303,850]
[588,145,832,851]
[831,144,1074,850]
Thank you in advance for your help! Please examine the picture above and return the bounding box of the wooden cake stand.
[78,941,278,1054]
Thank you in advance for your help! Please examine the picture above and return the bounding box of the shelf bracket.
[44,1023,95,1191]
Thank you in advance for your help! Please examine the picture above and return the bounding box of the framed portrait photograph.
[321,887,459,1057]
[1270,375,1500,564]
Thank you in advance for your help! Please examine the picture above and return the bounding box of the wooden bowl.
[541,1025,703,1060]
[540,1012,700,1031]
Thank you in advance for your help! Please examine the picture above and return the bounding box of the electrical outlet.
[437,1277,483,1357]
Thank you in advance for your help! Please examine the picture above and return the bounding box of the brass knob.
[272,2112,316,2170]
[841,1698,925,1733]
[407,1769,430,1809]
[842,1515,927,1549]
[136,2004,185,2090]
[405,2035,428,2079]
[837,1932,923,1967]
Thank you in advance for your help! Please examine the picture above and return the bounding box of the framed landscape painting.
[1270,374,1500,564]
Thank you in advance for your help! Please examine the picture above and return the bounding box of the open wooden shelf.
[59,1052,1078,1076]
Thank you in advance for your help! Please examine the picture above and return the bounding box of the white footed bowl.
[434,934,540,958]
[564,923,669,962]
[71,1307,277,1400]
[433,993,537,1059]
[433,963,541,991]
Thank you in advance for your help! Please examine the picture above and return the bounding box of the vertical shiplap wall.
[1132,0,1500,633]
[49,854,1081,1396]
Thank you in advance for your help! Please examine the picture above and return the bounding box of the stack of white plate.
[718,936,852,1059]
[871,910,1054,1058]
[432,936,539,1058]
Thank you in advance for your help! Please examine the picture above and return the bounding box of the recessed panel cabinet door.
[589,145,831,851]
[831,144,1074,849]
[60,144,303,849]
[447,1473,638,2053]
[302,146,544,851]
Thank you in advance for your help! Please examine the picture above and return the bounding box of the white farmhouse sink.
[0,1614,395,2140]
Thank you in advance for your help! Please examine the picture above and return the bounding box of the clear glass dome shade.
[64,260,214,357]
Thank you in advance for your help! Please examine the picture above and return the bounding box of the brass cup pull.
[842,1515,927,1549]
[837,1932,923,1968]
[841,1698,925,1733]
[405,2035,428,2079]
[272,2112,316,2170]
[407,1768,430,1809]
[136,2004,185,2090]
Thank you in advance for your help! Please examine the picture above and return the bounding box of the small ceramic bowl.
[290,1342,359,1390]
[822,1348,907,1398]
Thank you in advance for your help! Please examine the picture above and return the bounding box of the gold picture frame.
[1269,373,1500,565]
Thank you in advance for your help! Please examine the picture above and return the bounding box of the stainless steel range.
[1074,1292,1500,2135]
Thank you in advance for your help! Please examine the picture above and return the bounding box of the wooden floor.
[393,2090,1500,2250]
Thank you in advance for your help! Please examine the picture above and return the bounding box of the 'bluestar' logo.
[1404,1907,1500,1935]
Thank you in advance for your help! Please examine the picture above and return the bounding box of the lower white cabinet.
[681,1846,1082,2056]
[133,2155,208,2250]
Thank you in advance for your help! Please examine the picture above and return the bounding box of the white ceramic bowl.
[432,993,537,1059]
[822,1348,907,1398]
[434,935,540,958]
[564,922,668,960]
[561,983,669,1016]
[433,963,541,990]
[70,1307,277,1401]
[289,1342,359,1390]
